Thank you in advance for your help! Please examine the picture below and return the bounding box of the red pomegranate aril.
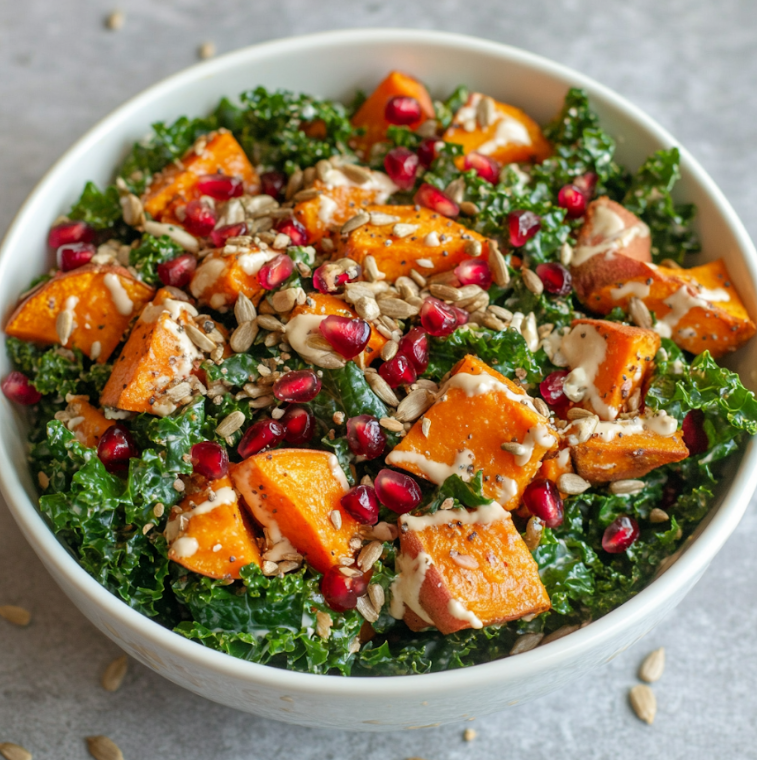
[97,423,139,473]
[540,370,570,406]
[508,209,541,247]
[183,199,217,237]
[379,354,417,388]
[417,137,438,168]
[191,441,229,480]
[455,258,492,289]
[557,184,588,219]
[260,170,287,200]
[210,221,248,248]
[682,409,709,455]
[237,418,284,459]
[464,152,500,184]
[384,96,422,126]
[58,242,95,272]
[414,183,459,217]
[573,171,598,200]
[346,414,386,460]
[281,405,315,444]
[157,253,197,288]
[319,315,371,359]
[398,327,429,373]
[312,263,359,295]
[374,469,422,515]
[321,565,368,612]
[196,172,244,200]
[522,478,564,529]
[1,371,41,405]
[276,218,309,246]
[48,220,95,248]
[258,253,294,291]
[452,306,470,326]
[340,485,380,525]
[420,297,458,337]
[273,369,322,403]
[602,515,640,554]
[536,262,572,297]
[384,147,419,191]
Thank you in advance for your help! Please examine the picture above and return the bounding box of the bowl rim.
[2,27,756,697]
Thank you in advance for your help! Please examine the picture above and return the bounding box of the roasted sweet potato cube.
[284,293,386,368]
[338,204,490,282]
[231,449,359,574]
[166,475,261,580]
[571,426,689,483]
[142,130,260,226]
[59,395,115,449]
[386,355,557,507]
[539,447,574,499]
[100,289,203,415]
[442,92,551,168]
[5,264,155,363]
[393,503,550,634]
[351,71,435,157]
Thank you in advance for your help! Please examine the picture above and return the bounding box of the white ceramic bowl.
[2,29,756,731]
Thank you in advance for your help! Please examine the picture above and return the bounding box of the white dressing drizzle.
[572,204,650,267]
[513,424,558,467]
[190,257,227,299]
[283,313,327,356]
[441,372,538,413]
[389,551,434,623]
[318,194,339,225]
[447,599,484,628]
[103,273,134,316]
[611,281,651,300]
[385,448,475,485]
[171,536,199,558]
[653,285,709,339]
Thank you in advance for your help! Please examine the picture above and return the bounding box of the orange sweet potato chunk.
[396,505,550,634]
[5,264,155,363]
[100,289,203,415]
[386,355,557,507]
[142,130,260,226]
[351,71,435,157]
[231,449,359,574]
[338,204,490,282]
[166,475,261,580]
[539,448,574,499]
[63,396,115,449]
[442,92,551,167]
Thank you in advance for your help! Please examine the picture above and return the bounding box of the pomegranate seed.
[414,183,459,217]
[258,254,294,290]
[260,170,287,200]
[48,220,95,248]
[57,242,95,272]
[602,515,640,554]
[275,218,309,246]
[190,441,229,480]
[183,199,217,237]
[196,173,244,200]
[210,222,247,248]
[417,137,438,168]
[384,147,419,190]
[312,262,360,295]
[540,370,570,406]
[346,414,386,460]
[384,96,422,126]
[273,369,322,403]
[420,297,458,337]
[398,327,429,373]
[573,172,598,200]
[157,253,197,288]
[455,258,492,289]
[535,262,572,296]
[464,152,500,183]
[340,485,380,525]
[682,409,708,455]
[319,315,371,359]
[508,210,541,247]
[321,565,368,612]
[1,371,41,405]
[522,479,564,528]
[281,405,315,444]
[379,354,417,388]
[452,306,470,326]
[97,423,139,473]
[374,469,422,514]
[237,418,284,459]
[557,184,587,219]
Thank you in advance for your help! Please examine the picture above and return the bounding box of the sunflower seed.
[368,583,385,612]
[649,508,669,523]
[445,177,465,204]
[483,313,508,332]
[285,169,304,200]
[380,298,420,319]
[363,255,384,283]
[629,684,657,724]
[101,654,128,692]
[86,736,124,760]
[55,309,74,346]
[0,605,31,626]
[421,417,431,437]
[0,743,32,760]
[230,320,259,353]
[341,211,371,235]
[166,382,192,402]
[429,283,462,302]
[277,560,300,574]
[533,398,550,418]
[356,594,379,623]
[262,560,279,576]
[521,312,540,352]
[341,163,373,185]
[120,193,144,227]
[477,95,496,129]
[364,373,400,407]
[372,522,399,542]
[352,296,379,322]
[510,631,544,655]
[184,323,216,352]
[610,479,646,495]
[416,258,434,269]
[105,10,125,30]
[639,647,665,683]
[450,550,479,570]
[540,624,579,646]
[215,410,245,437]
[315,610,332,640]
[198,41,215,60]
[488,240,510,287]
[523,516,544,550]
[501,441,527,456]
[566,407,596,420]
[379,416,404,433]
[460,202,480,218]
[559,242,573,267]
[316,159,332,182]
[380,340,399,361]
[271,288,299,313]
[249,395,274,408]
[339,566,363,578]
[358,540,384,572]
[392,223,419,238]
[370,212,400,226]
[521,268,544,296]
[257,314,284,332]
[328,510,343,531]
[409,269,427,287]
[558,473,591,495]
[143,221,198,253]
[394,389,435,422]
[629,296,653,330]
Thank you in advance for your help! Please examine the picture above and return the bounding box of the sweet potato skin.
[386,355,557,507]
[230,449,359,574]
[63,396,115,449]
[5,264,155,363]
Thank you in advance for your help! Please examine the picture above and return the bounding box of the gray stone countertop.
[2,0,757,757]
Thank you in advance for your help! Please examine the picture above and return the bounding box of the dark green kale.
[434,85,469,130]
[68,181,123,231]
[129,234,183,285]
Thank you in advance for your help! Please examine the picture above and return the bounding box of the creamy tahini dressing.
[698,286,730,303]
[447,599,484,628]
[318,194,339,225]
[572,205,650,267]
[389,551,434,624]
[441,372,538,413]
[653,285,709,339]
[513,424,558,467]
[320,166,398,202]
[238,250,276,276]
[283,313,328,355]
[103,273,133,316]
[454,93,532,155]
[611,281,651,301]
[171,536,199,558]
[190,257,227,299]
[385,448,475,484]
[400,500,509,532]
[591,409,678,442]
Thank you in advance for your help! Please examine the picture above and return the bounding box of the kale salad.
[4,70,757,677]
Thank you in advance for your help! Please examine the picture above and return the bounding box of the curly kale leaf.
[129,234,183,285]
[68,181,123,231]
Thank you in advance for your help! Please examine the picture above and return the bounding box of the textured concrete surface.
[2,1,757,757]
